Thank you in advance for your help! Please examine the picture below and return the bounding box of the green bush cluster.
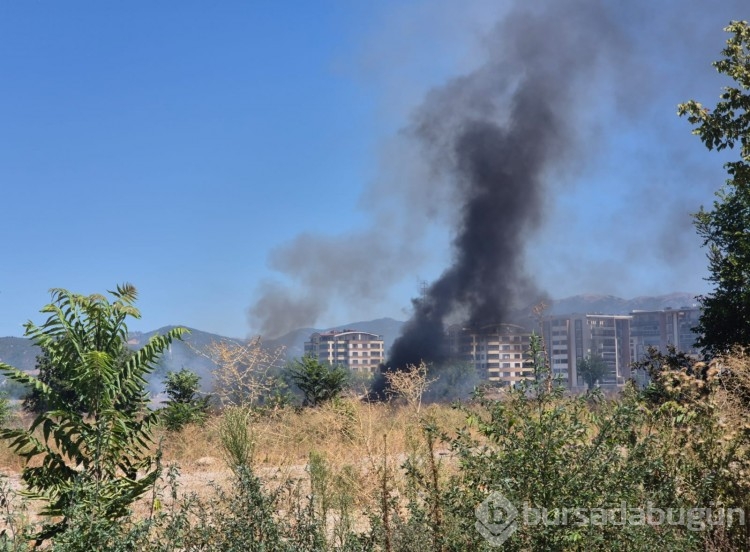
[159,368,211,432]
[0,285,186,544]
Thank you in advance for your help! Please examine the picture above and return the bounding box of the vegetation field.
[1,341,750,551]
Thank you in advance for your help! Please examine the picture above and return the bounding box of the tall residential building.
[304,330,385,374]
[448,323,533,387]
[543,314,632,388]
[630,307,702,362]
[544,316,573,385]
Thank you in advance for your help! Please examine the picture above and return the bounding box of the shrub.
[0,284,186,543]
[197,337,287,409]
[160,368,211,432]
[288,356,349,407]
[218,406,255,473]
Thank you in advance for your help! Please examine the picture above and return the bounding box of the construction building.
[630,307,701,361]
[448,323,533,387]
[304,330,385,374]
[543,314,632,389]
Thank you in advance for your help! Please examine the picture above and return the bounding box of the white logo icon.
[475,491,518,546]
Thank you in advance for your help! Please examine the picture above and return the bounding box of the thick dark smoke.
[249,2,619,342]
[249,0,743,349]
[388,3,617,369]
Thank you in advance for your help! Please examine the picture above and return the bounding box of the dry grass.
[101,399,468,539]
[0,399,468,503]
[0,400,468,535]
[0,408,36,474]
[143,399,468,518]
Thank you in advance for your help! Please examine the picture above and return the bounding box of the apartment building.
[448,323,533,387]
[630,307,701,362]
[544,316,573,385]
[543,314,632,389]
[304,330,385,374]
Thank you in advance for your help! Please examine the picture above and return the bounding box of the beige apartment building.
[304,330,385,374]
[448,323,533,387]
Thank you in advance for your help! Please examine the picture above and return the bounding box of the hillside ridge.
[0,293,700,375]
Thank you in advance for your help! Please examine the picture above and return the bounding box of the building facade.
[630,307,701,362]
[448,323,533,387]
[304,330,385,374]
[545,316,573,385]
[543,314,632,389]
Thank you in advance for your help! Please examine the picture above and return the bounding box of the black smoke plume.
[387,3,617,370]
[249,0,742,361]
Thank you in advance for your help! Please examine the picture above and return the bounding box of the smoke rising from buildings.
[249,231,418,338]
[249,0,747,352]
[388,3,619,368]
[250,2,612,342]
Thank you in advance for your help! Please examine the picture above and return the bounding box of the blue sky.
[0,0,746,338]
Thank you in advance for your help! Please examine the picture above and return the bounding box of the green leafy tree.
[679,20,750,357]
[287,356,349,407]
[0,284,187,543]
[22,347,69,414]
[577,353,608,389]
[23,345,137,415]
[161,368,211,431]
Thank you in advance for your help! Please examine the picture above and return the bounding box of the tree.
[0,284,187,542]
[679,20,750,357]
[22,346,71,414]
[287,356,349,407]
[384,361,437,414]
[23,344,136,415]
[193,337,287,409]
[161,368,211,431]
[577,353,608,389]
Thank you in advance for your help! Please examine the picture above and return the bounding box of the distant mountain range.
[546,292,700,316]
[0,293,700,381]
[0,336,38,373]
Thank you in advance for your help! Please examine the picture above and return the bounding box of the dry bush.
[249,400,457,466]
[707,348,750,489]
[642,346,750,526]
[712,347,750,414]
[246,399,466,516]
[385,361,438,414]
[191,336,286,408]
